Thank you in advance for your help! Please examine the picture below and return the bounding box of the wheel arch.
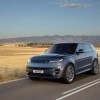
[92,58,98,66]
[64,62,76,75]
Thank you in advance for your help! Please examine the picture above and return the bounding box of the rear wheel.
[63,64,75,84]
[91,60,99,75]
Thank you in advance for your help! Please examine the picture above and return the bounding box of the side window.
[76,44,84,52]
[89,44,96,51]
[84,44,92,52]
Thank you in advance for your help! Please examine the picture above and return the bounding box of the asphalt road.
[0,73,100,100]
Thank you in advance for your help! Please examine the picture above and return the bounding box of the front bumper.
[26,61,64,79]
[27,66,63,79]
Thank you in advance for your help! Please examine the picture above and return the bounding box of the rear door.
[83,44,93,68]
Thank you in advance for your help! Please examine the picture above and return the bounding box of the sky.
[0,0,100,39]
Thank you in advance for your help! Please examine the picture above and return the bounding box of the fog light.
[52,65,61,76]
[55,69,60,74]
[53,72,56,76]
[52,69,60,76]
[26,66,29,73]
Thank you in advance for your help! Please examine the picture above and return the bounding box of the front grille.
[28,73,53,78]
[29,67,52,70]
[31,60,49,63]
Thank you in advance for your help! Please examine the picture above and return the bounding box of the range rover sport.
[26,43,99,83]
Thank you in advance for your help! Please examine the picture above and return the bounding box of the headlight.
[49,59,63,63]
[28,58,31,63]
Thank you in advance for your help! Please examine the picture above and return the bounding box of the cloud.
[57,0,98,8]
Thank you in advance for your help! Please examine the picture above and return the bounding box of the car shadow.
[27,72,100,84]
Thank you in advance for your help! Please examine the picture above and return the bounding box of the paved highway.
[0,73,100,100]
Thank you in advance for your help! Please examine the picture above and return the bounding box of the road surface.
[0,73,100,100]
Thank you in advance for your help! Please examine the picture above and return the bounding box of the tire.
[63,64,75,84]
[91,60,99,75]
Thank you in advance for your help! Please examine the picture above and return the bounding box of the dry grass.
[0,43,100,82]
[96,47,100,62]
[0,44,47,82]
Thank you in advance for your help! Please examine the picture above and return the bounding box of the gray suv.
[26,43,99,83]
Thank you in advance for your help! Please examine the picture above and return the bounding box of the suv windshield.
[45,43,77,54]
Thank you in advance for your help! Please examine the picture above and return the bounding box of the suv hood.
[30,53,71,62]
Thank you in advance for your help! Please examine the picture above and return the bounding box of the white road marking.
[56,79,100,100]
[62,78,100,95]
[0,77,27,85]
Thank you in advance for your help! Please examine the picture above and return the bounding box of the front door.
[75,44,91,73]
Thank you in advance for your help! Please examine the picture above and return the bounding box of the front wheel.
[91,60,99,75]
[63,64,75,84]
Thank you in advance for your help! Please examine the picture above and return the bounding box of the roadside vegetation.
[16,43,53,48]
[0,43,47,82]
[0,67,25,81]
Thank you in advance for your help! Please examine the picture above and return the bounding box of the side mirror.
[76,49,84,55]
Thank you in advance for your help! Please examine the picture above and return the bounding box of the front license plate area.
[33,70,44,74]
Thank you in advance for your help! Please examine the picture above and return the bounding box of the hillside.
[0,35,100,44]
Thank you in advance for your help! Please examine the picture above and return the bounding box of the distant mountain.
[0,35,100,44]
